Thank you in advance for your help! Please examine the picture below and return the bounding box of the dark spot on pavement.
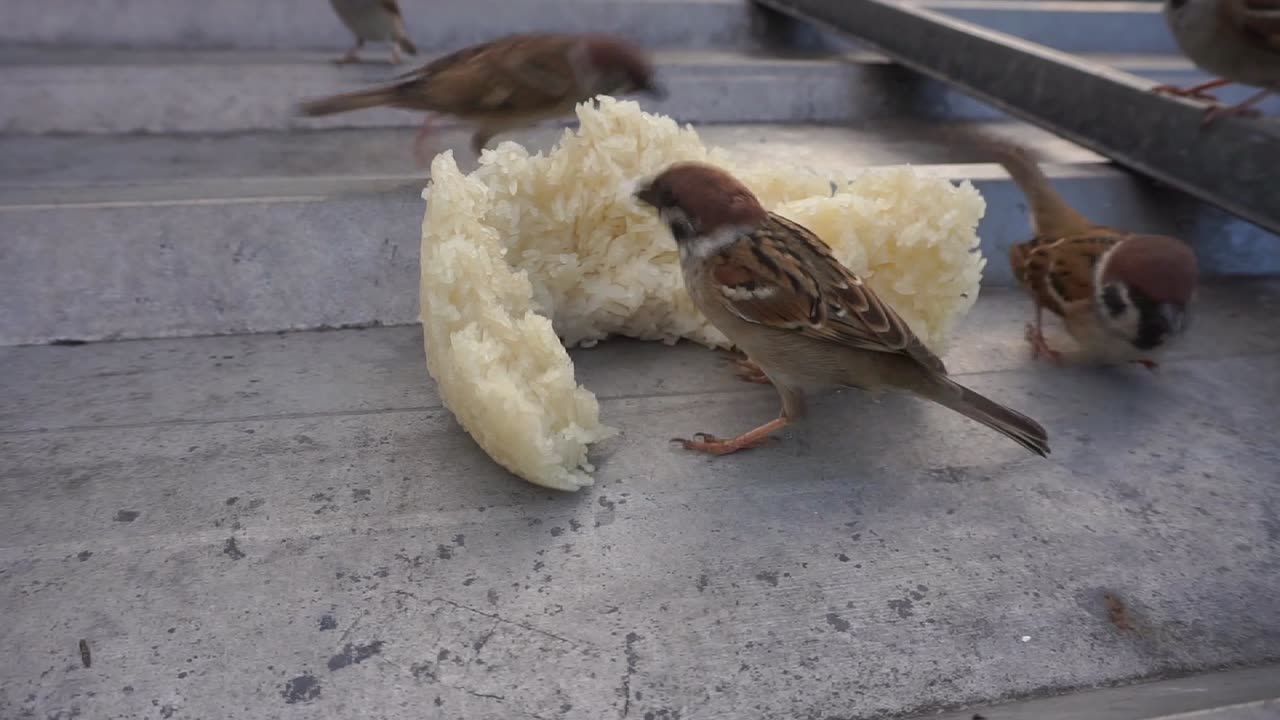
[77,551,92,562]
[436,544,453,560]
[888,598,915,618]
[569,519,582,532]
[755,571,779,587]
[487,589,499,605]
[318,615,337,631]
[453,534,465,547]
[836,553,849,562]
[352,489,371,502]
[327,641,385,672]
[225,497,239,506]
[696,574,709,592]
[223,538,246,560]
[282,675,321,704]
[114,510,139,523]
[825,613,850,633]
[79,639,91,668]
[550,526,564,537]
[598,496,616,512]
[248,499,265,510]
[1104,593,1132,631]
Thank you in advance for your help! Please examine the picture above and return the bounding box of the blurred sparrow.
[298,32,665,162]
[329,0,418,65]
[634,162,1050,458]
[993,144,1199,370]
[1154,0,1280,124]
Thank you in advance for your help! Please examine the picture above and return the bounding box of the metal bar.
[755,0,1280,235]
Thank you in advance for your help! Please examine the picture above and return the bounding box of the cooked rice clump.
[420,97,987,491]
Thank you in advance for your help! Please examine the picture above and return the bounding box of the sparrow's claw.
[1024,323,1064,364]
[1132,359,1160,372]
[1151,83,1221,103]
[1200,103,1264,127]
[673,432,775,455]
[732,358,771,385]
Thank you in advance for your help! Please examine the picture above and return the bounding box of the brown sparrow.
[634,162,1051,458]
[329,0,418,65]
[993,144,1199,370]
[297,32,665,162]
[1154,0,1280,124]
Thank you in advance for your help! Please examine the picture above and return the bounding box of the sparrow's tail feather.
[297,88,398,117]
[925,376,1051,458]
[988,142,1095,240]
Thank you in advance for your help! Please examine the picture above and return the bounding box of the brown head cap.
[582,34,663,98]
[634,162,767,234]
[1101,234,1199,304]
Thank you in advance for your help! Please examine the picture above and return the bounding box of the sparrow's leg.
[390,44,403,65]
[1151,77,1231,102]
[1201,86,1273,126]
[471,128,497,156]
[412,115,440,167]
[335,38,365,65]
[674,417,789,455]
[732,357,771,384]
[1025,307,1063,363]
[675,379,803,455]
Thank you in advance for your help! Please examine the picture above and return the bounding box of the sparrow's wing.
[1023,233,1119,316]
[707,213,947,374]
[393,34,578,116]
[1228,0,1280,50]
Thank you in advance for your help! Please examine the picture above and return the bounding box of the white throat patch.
[679,225,745,263]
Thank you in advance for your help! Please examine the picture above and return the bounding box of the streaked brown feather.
[709,213,946,375]
[387,33,580,116]
[1021,233,1119,316]
[1225,0,1280,52]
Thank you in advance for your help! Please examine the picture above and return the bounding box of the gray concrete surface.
[4,124,1277,346]
[4,47,1276,135]
[925,0,1180,54]
[2,282,1278,720]
[0,0,772,52]
[925,664,1280,719]
[0,0,1179,55]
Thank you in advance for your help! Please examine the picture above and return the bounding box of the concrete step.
[1,0,784,52]
[1,282,1278,719]
[924,0,1179,54]
[3,123,1276,346]
[1,0,1174,54]
[3,47,1275,135]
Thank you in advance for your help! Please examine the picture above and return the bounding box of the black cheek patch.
[1101,284,1128,318]
[670,217,696,241]
[1128,289,1170,351]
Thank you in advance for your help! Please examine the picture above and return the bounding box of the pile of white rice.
[420,97,987,491]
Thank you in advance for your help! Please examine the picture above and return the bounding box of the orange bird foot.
[1024,323,1064,364]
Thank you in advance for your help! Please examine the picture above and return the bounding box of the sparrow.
[297,32,665,162]
[328,0,418,65]
[1153,0,1280,124]
[633,162,1051,458]
[992,143,1199,370]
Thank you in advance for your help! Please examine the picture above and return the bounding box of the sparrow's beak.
[633,182,659,208]
[641,81,667,101]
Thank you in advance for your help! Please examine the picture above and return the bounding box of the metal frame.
[755,0,1280,235]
